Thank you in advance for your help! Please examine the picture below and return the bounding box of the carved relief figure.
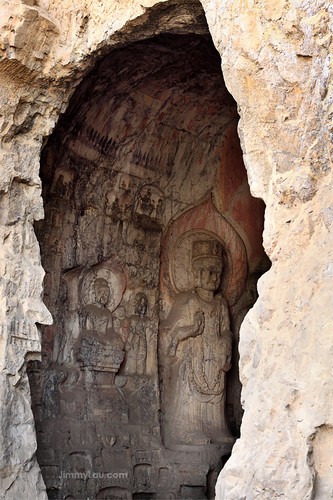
[134,184,164,223]
[83,278,115,337]
[155,198,164,220]
[139,188,154,215]
[113,305,130,346]
[74,263,127,373]
[161,239,233,449]
[51,170,74,199]
[124,293,149,375]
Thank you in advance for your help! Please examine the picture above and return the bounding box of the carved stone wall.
[0,1,332,499]
[27,32,266,498]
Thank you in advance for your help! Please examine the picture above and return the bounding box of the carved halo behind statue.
[159,198,247,452]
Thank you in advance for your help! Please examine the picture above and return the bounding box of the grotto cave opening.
[28,27,269,500]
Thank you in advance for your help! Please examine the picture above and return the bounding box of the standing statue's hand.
[193,311,205,336]
[167,311,205,356]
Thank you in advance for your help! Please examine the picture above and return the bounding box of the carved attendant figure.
[125,293,149,375]
[161,239,233,448]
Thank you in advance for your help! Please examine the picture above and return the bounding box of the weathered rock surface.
[203,1,333,499]
[0,0,332,499]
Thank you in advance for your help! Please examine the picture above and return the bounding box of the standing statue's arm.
[168,311,205,356]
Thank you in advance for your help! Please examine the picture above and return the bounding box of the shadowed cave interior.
[28,30,269,500]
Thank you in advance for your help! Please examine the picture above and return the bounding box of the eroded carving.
[51,169,74,200]
[76,277,124,372]
[161,238,234,450]
[75,266,125,373]
[60,259,127,373]
[133,463,154,493]
[7,318,41,361]
[124,293,150,376]
[134,184,164,229]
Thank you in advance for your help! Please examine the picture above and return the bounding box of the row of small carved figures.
[79,124,117,155]
[79,124,162,170]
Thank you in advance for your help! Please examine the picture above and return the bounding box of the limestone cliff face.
[203,1,333,498]
[0,1,332,499]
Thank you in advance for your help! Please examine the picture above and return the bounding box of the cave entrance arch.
[28,7,269,499]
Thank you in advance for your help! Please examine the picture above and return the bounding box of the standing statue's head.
[94,278,111,306]
[191,239,224,293]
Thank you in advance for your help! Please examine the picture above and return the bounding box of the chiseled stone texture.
[0,0,332,499]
